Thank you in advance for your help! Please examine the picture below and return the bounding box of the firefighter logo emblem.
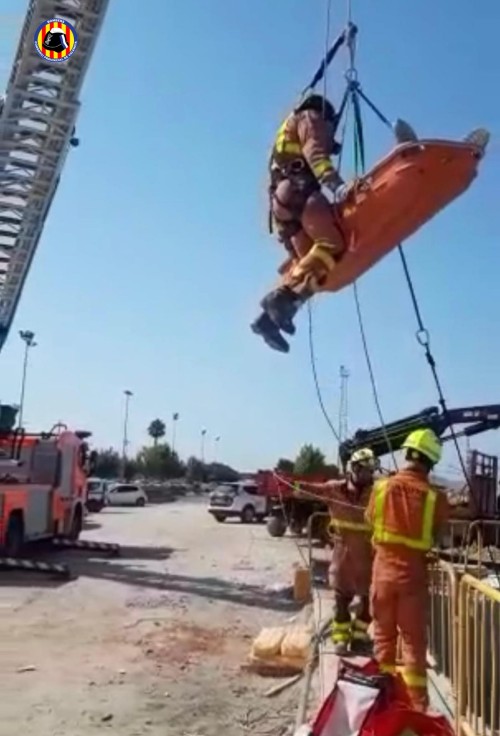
[34,18,77,62]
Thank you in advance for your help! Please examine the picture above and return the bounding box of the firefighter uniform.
[252,93,347,353]
[326,477,373,653]
[297,448,376,654]
[366,429,450,711]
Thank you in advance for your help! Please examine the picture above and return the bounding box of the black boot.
[251,312,290,353]
[260,287,303,335]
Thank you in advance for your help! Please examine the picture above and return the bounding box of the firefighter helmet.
[43,28,69,53]
[295,94,337,122]
[349,447,377,470]
[402,428,442,465]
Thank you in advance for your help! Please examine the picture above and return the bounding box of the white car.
[86,477,109,512]
[208,481,268,523]
[106,483,147,507]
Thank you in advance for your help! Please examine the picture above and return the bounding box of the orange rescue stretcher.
[280,135,487,293]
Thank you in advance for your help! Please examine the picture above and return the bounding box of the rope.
[307,301,341,444]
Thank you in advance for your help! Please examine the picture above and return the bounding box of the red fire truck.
[0,404,95,557]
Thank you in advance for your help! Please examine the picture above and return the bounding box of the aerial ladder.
[0,0,110,350]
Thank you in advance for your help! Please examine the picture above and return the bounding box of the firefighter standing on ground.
[252,93,349,354]
[295,448,376,654]
[365,429,450,712]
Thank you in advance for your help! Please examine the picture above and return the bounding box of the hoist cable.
[343,26,398,469]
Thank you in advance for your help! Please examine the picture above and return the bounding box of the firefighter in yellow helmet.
[365,428,450,711]
[295,447,377,654]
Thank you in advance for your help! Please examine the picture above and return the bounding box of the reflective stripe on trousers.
[331,620,351,643]
[351,617,371,642]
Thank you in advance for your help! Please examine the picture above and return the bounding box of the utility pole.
[337,365,350,465]
[121,389,133,478]
[18,330,37,429]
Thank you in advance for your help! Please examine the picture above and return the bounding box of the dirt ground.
[0,497,309,736]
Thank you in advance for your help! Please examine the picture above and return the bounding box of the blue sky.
[0,0,499,473]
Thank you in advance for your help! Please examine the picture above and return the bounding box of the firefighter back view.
[252,93,348,353]
[366,429,450,711]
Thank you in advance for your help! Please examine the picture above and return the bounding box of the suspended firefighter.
[295,447,377,654]
[252,93,347,353]
[252,93,489,353]
[365,429,450,711]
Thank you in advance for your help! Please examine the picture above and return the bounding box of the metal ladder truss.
[0,0,110,350]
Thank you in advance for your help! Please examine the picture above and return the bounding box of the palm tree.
[148,418,166,446]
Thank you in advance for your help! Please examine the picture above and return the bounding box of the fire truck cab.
[0,404,93,557]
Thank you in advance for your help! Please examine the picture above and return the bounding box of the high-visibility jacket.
[365,469,449,585]
[370,478,437,551]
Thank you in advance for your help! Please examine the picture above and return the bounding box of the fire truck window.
[31,443,60,485]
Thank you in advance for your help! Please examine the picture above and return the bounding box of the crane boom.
[339,404,500,466]
[0,0,110,350]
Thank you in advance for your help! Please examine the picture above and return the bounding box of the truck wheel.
[213,513,227,523]
[5,514,24,557]
[267,515,287,538]
[69,506,83,540]
[241,505,256,524]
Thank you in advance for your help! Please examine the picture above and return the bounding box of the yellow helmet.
[402,428,442,465]
[349,447,376,469]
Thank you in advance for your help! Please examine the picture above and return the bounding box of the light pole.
[201,428,207,463]
[121,389,133,478]
[214,435,220,462]
[172,412,179,453]
[18,330,37,429]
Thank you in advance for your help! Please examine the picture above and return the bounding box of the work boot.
[332,641,349,656]
[251,312,289,353]
[260,286,302,335]
[349,637,373,655]
[393,118,418,144]
[463,128,490,157]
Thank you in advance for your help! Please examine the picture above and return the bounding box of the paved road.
[0,498,305,736]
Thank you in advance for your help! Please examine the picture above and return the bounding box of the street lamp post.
[201,428,207,463]
[214,435,220,463]
[172,412,179,453]
[121,389,133,478]
[18,330,37,429]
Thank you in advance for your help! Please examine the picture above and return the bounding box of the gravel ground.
[0,498,308,736]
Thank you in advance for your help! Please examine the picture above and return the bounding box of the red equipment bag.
[310,660,455,736]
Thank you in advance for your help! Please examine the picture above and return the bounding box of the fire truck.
[0,404,95,557]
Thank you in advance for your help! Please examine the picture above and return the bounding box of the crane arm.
[339,404,500,465]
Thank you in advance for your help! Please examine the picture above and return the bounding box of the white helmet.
[348,447,377,471]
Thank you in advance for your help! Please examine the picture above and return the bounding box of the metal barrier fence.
[428,559,458,694]
[457,573,500,736]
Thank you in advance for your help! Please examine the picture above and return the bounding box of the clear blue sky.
[1,0,499,473]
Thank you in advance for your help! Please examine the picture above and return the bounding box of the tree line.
[92,419,338,482]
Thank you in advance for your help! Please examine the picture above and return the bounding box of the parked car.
[86,477,109,512]
[208,481,268,523]
[106,483,147,507]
